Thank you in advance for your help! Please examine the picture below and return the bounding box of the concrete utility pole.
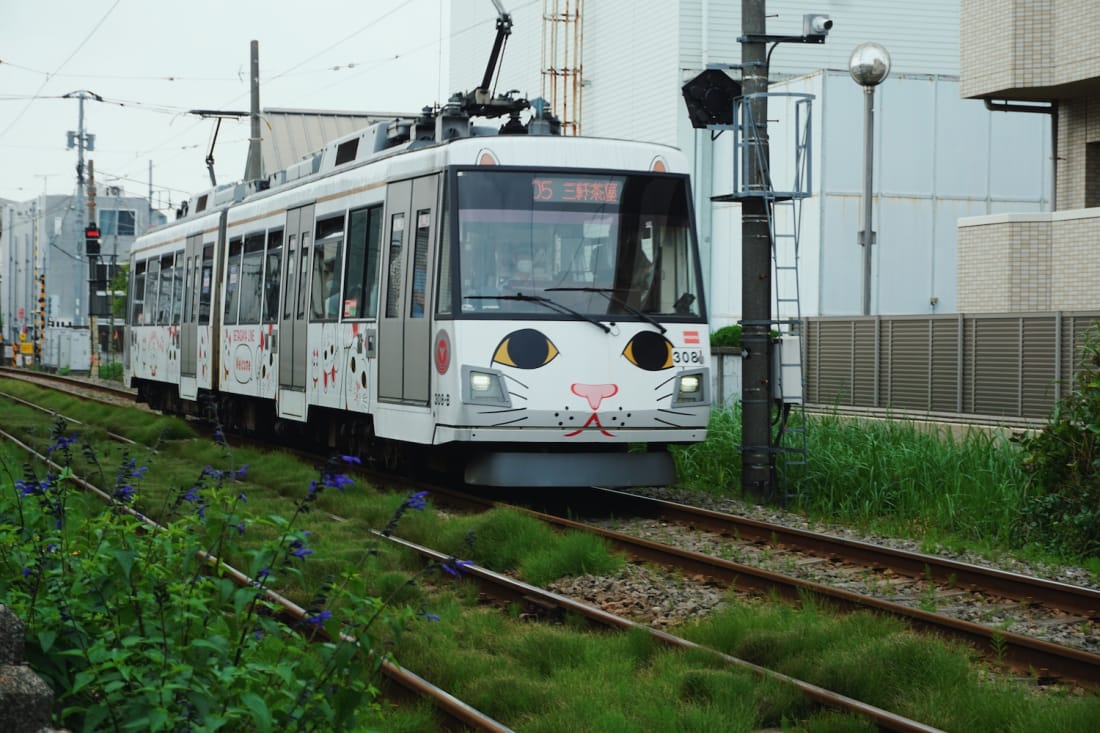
[65,89,100,325]
[88,161,98,376]
[740,0,773,499]
[244,40,264,181]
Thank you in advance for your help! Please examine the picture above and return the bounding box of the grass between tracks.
[1,379,1099,731]
[675,406,1100,578]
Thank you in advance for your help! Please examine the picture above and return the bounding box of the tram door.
[278,204,315,417]
[378,175,439,404]
[180,233,202,378]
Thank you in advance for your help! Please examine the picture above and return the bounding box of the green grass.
[674,406,1083,566]
[5,382,1100,731]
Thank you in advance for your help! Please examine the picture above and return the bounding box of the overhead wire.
[0,0,121,140]
[5,0,537,200]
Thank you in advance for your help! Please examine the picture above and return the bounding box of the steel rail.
[0,366,138,404]
[0,389,137,445]
[590,487,1100,620]
[377,531,946,733]
[536,507,1100,687]
[423,485,1100,687]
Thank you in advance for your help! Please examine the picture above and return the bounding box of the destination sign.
[531,177,623,204]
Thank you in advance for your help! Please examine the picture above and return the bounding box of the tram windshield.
[453,169,704,320]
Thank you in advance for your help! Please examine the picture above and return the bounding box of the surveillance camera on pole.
[803,14,833,38]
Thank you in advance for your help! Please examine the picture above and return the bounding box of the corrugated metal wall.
[804,312,1100,420]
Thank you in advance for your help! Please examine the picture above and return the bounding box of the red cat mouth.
[564,412,614,438]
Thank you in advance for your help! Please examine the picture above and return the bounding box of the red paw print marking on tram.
[565,383,618,437]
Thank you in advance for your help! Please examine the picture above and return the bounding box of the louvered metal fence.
[799,312,1100,422]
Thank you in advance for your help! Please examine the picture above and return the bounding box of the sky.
[0,0,476,208]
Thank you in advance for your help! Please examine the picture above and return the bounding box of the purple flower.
[48,434,78,454]
[237,493,248,503]
[340,455,362,465]
[235,521,246,536]
[114,485,136,502]
[324,472,354,491]
[22,567,32,577]
[405,491,429,512]
[441,559,473,577]
[182,487,201,503]
[289,539,312,559]
[422,612,440,622]
[306,610,332,625]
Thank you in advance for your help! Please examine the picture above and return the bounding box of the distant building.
[958,0,1100,312]
[1,191,166,342]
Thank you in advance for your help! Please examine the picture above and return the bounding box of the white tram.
[125,12,711,487]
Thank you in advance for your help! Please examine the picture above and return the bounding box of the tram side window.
[198,244,215,325]
[296,233,311,320]
[262,229,283,323]
[171,252,184,325]
[283,234,297,320]
[145,258,161,327]
[238,233,265,324]
[157,254,176,326]
[384,213,405,318]
[344,205,382,319]
[437,208,452,316]
[130,261,147,325]
[182,255,195,323]
[224,238,243,325]
[410,209,430,318]
[630,177,700,317]
[312,217,344,321]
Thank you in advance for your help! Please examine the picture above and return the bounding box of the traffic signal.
[85,224,101,257]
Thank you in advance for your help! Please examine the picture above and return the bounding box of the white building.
[446,0,1050,324]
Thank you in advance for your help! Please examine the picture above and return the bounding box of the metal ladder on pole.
[729,92,813,498]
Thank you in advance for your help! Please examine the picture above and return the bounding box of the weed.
[0,421,463,731]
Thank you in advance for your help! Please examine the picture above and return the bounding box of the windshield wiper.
[545,287,666,334]
[464,292,611,333]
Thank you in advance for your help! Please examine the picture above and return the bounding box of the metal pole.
[861,85,874,315]
[740,0,773,499]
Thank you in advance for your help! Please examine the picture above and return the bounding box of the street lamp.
[849,42,891,315]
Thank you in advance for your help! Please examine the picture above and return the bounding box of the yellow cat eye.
[622,331,674,371]
[492,328,560,369]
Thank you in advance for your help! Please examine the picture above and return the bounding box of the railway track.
[7,373,1098,725]
[427,484,1100,688]
[378,531,946,733]
[0,366,138,406]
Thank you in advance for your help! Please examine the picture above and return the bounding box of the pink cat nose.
[571,383,618,410]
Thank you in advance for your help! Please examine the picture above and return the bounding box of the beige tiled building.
[958,0,1100,311]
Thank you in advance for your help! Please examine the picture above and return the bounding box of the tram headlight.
[462,366,511,407]
[672,370,709,407]
[470,373,493,392]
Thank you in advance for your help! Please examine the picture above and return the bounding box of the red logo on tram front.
[434,330,451,375]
